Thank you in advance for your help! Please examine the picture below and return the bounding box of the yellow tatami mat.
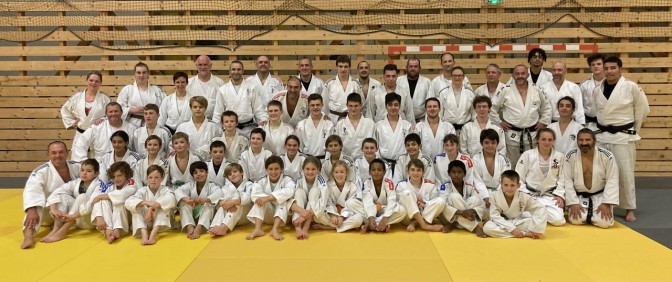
[2,189,671,282]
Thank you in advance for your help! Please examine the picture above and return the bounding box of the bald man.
[246,55,284,108]
[540,61,585,124]
[187,55,225,120]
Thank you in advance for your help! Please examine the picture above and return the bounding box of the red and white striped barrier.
[388,43,598,55]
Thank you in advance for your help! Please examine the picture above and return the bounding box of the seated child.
[98,131,141,182]
[239,128,273,182]
[42,158,104,243]
[312,160,364,233]
[125,165,177,245]
[133,135,169,187]
[280,135,306,180]
[206,140,229,187]
[289,156,324,240]
[396,159,444,232]
[175,161,222,239]
[209,163,259,237]
[89,161,138,243]
[357,159,407,233]
[483,170,547,239]
[246,156,296,241]
[440,160,486,237]
[168,132,202,189]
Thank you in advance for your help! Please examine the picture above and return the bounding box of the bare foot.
[208,225,229,236]
[185,225,195,238]
[41,228,58,242]
[421,223,443,232]
[301,223,311,239]
[473,226,487,238]
[295,226,304,239]
[246,228,265,240]
[189,227,202,239]
[112,229,121,239]
[360,224,369,234]
[293,216,305,227]
[105,229,116,243]
[625,210,637,222]
[382,224,390,233]
[406,220,417,232]
[141,238,149,245]
[270,229,284,241]
[21,230,35,249]
[146,238,157,245]
[43,228,68,243]
[442,223,454,233]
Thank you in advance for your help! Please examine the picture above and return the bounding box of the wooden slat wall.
[0,0,670,177]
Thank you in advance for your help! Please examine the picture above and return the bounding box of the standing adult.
[117,62,166,127]
[436,66,476,135]
[397,58,432,122]
[246,55,284,108]
[297,57,325,94]
[187,55,225,120]
[322,55,363,124]
[540,61,585,124]
[508,48,552,86]
[21,141,80,249]
[428,53,472,98]
[356,60,381,113]
[474,63,506,116]
[580,53,606,131]
[71,102,137,161]
[593,56,650,222]
[60,71,111,149]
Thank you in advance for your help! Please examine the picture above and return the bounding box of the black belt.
[452,123,466,131]
[525,184,556,196]
[76,127,85,134]
[383,158,397,173]
[329,110,347,118]
[506,120,537,154]
[314,155,325,160]
[552,119,559,123]
[577,189,605,224]
[237,119,256,129]
[585,115,598,123]
[130,114,144,119]
[165,126,176,135]
[596,121,636,135]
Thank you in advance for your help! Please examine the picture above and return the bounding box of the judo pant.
[483,217,535,238]
[313,198,365,233]
[129,206,172,237]
[532,194,566,226]
[290,187,320,222]
[506,134,537,169]
[247,201,292,225]
[50,194,95,230]
[92,200,130,235]
[179,203,215,232]
[211,204,250,231]
[398,191,446,224]
[568,194,614,229]
[442,193,481,232]
[346,198,407,226]
[598,142,636,210]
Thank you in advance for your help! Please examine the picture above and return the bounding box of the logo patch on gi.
[551,159,559,169]
[570,134,576,140]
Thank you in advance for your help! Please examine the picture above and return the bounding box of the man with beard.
[187,55,224,120]
[397,58,432,121]
[491,65,551,167]
[356,60,381,109]
[72,102,137,160]
[560,128,619,228]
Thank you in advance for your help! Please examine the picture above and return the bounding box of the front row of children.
[42,149,548,245]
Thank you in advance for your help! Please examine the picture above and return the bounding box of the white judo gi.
[212,80,267,137]
[280,153,306,181]
[413,118,456,159]
[167,153,202,189]
[360,77,381,118]
[459,119,507,157]
[593,76,650,210]
[483,189,548,238]
[239,148,273,182]
[125,185,176,237]
[259,122,295,156]
[272,90,310,128]
[322,76,363,123]
[187,75,225,120]
[88,180,138,235]
[23,161,80,229]
[516,148,566,226]
[60,91,111,148]
[206,160,229,187]
[210,180,257,231]
[393,152,435,185]
[396,179,446,224]
[295,115,334,157]
[350,178,406,225]
[472,152,511,193]
[433,152,487,196]
[117,82,166,127]
[366,85,416,124]
[579,76,603,130]
[439,180,485,231]
[491,84,552,166]
[157,92,193,131]
[209,131,249,163]
[245,73,284,108]
[247,175,296,224]
[320,154,356,183]
[429,75,472,98]
[291,175,327,223]
[541,80,585,124]
[507,69,552,87]
[397,75,432,120]
[547,121,584,155]
[133,156,169,187]
[437,85,476,130]
[71,120,137,161]
[131,125,172,158]
[560,147,619,228]
[97,149,142,183]
[375,117,412,161]
[335,116,376,160]
[298,74,325,95]
[474,82,507,122]
[312,180,364,232]
[353,157,393,187]
[45,178,105,230]
[174,182,222,232]
[176,119,223,161]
